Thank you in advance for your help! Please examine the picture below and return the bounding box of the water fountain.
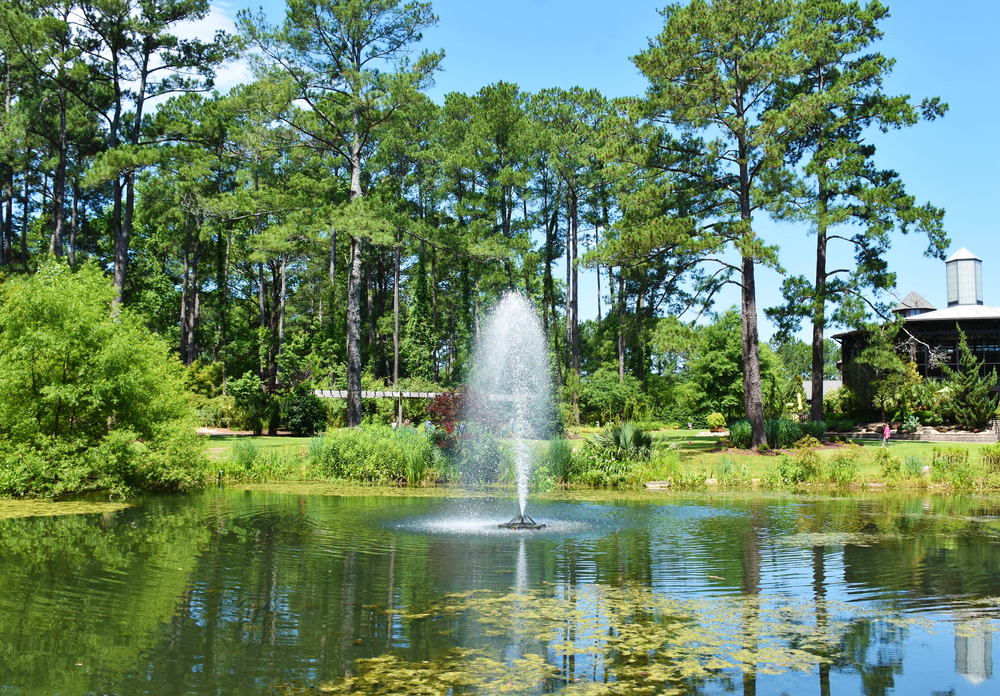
[465,293,552,530]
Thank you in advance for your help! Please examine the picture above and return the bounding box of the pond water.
[2,488,1000,695]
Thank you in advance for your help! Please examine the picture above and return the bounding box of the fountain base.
[498,513,545,530]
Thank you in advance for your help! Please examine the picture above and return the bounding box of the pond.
[2,488,999,695]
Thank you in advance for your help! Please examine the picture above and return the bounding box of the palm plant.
[592,422,655,460]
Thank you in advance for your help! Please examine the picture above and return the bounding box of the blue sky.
[205,0,999,339]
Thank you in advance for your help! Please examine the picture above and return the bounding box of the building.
[837,248,1000,383]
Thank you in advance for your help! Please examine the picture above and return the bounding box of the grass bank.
[203,427,1000,492]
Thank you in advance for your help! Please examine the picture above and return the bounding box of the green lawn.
[647,428,995,479]
[202,427,996,484]
[204,434,314,462]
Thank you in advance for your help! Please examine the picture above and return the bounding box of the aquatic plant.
[311,426,435,484]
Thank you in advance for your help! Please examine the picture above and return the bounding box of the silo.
[946,247,983,307]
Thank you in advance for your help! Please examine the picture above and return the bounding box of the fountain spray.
[466,293,551,529]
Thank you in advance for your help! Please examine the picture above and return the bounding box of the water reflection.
[0,490,998,694]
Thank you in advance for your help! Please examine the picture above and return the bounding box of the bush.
[766,418,803,449]
[310,426,434,484]
[540,439,574,483]
[229,373,271,436]
[904,454,926,478]
[914,410,943,426]
[729,418,805,449]
[902,414,920,433]
[770,440,822,484]
[799,421,827,441]
[591,422,655,460]
[706,413,727,430]
[283,389,328,436]
[220,439,302,483]
[931,446,974,488]
[980,444,1000,473]
[728,420,752,449]
[874,448,901,479]
[827,451,860,485]
[0,261,205,497]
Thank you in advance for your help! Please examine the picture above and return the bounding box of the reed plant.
[311,426,435,484]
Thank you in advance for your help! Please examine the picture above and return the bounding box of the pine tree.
[403,247,434,381]
[941,327,998,430]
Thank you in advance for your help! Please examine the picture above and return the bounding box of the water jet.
[466,293,553,527]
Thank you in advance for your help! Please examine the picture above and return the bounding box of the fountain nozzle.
[498,513,545,530]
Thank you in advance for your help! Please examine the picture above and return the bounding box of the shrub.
[0,261,205,497]
[716,456,751,487]
[799,421,827,441]
[902,414,920,433]
[980,444,1000,473]
[874,448,901,479]
[904,454,926,478]
[592,422,654,460]
[770,440,822,484]
[931,446,974,488]
[283,389,328,436]
[731,418,804,450]
[221,439,302,483]
[766,418,803,449]
[827,451,859,485]
[728,420,752,449]
[706,413,727,430]
[795,435,822,449]
[311,426,434,484]
[540,439,574,482]
[229,373,270,436]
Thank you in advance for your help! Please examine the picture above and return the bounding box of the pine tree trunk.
[180,217,189,363]
[50,89,67,257]
[20,155,29,263]
[69,178,78,265]
[571,190,580,426]
[278,252,287,371]
[810,178,829,423]
[186,234,200,366]
[618,270,626,383]
[738,144,766,448]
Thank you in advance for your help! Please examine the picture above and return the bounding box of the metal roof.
[803,380,842,401]
[946,247,982,263]
[893,290,936,312]
[903,304,1000,322]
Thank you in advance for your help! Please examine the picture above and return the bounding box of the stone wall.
[834,431,998,444]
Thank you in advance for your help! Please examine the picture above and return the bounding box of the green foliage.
[769,439,823,485]
[980,444,1000,473]
[0,262,205,497]
[577,369,644,424]
[903,454,926,479]
[220,440,302,483]
[826,444,862,485]
[799,421,827,440]
[591,422,654,461]
[402,248,434,380]
[282,389,328,436]
[940,328,999,430]
[706,412,726,430]
[570,441,680,489]
[727,420,752,449]
[310,426,435,484]
[930,446,974,488]
[902,414,920,433]
[765,418,803,449]
[731,418,803,450]
[874,448,901,480]
[539,439,574,483]
[228,373,271,436]
[715,456,752,488]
